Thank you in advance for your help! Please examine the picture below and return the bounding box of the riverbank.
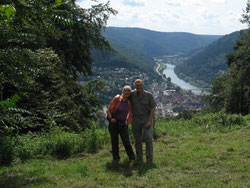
[154,55,211,95]
[155,63,167,81]
[163,64,204,95]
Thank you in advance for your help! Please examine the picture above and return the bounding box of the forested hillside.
[92,43,157,78]
[90,27,222,80]
[175,31,244,86]
[102,27,221,57]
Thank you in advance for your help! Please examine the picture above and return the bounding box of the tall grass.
[154,112,249,138]
[0,122,110,164]
[0,113,249,187]
[1,113,249,165]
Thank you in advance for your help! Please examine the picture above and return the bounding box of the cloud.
[183,0,226,4]
[210,0,226,3]
[165,0,181,7]
[228,10,242,21]
[122,0,145,7]
[76,0,248,35]
[200,9,220,24]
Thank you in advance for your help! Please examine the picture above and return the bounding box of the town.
[79,65,207,117]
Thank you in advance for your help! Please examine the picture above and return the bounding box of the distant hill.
[175,31,244,86]
[102,27,221,57]
[92,42,156,76]
[92,27,221,77]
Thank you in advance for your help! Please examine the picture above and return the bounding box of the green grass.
[1,121,249,187]
[158,63,167,74]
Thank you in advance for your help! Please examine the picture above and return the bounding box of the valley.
[79,56,207,117]
[80,27,244,116]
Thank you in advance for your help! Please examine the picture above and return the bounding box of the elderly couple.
[107,79,156,163]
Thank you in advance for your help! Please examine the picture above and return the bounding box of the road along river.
[163,64,205,95]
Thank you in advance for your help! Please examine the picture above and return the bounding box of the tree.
[206,0,250,114]
[0,0,117,132]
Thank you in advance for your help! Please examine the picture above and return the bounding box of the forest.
[0,1,250,186]
[175,30,245,87]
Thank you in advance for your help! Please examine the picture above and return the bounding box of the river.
[163,64,204,95]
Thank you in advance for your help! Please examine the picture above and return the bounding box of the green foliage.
[202,1,250,114]
[81,122,109,152]
[154,112,248,138]
[0,134,15,165]
[12,123,109,162]
[205,30,250,114]
[14,129,81,161]
[0,0,116,133]
[158,63,167,74]
[0,4,15,20]
[0,92,27,109]
[241,0,250,27]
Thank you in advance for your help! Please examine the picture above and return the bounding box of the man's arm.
[146,107,155,128]
[113,94,120,102]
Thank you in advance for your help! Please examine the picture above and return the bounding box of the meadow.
[0,113,249,187]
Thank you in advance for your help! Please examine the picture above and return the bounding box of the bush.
[48,128,83,159]
[155,112,248,137]
[81,122,109,152]
[191,112,247,131]
[0,134,15,165]
[12,123,109,162]
[15,128,83,160]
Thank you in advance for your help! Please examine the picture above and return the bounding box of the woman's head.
[122,85,131,99]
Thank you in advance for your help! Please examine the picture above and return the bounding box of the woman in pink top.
[107,86,135,162]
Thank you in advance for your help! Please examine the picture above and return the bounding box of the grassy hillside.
[1,113,249,187]
[175,31,244,87]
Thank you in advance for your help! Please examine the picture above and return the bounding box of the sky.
[77,0,249,35]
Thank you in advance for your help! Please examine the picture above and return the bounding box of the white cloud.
[165,0,181,7]
[228,10,242,22]
[122,0,145,7]
[77,0,248,35]
[199,9,220,24]
[210,0,226,3]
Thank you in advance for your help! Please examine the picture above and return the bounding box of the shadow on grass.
[0,169,52,188]
[105,160,157,177]
[136,162,157,176]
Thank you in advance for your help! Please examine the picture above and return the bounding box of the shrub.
[192,112,246,131]
[13,123,109,162]
[155,112,248,137]
[48,128,83,159]
[0,134,15,165]
[81,122,109,152]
